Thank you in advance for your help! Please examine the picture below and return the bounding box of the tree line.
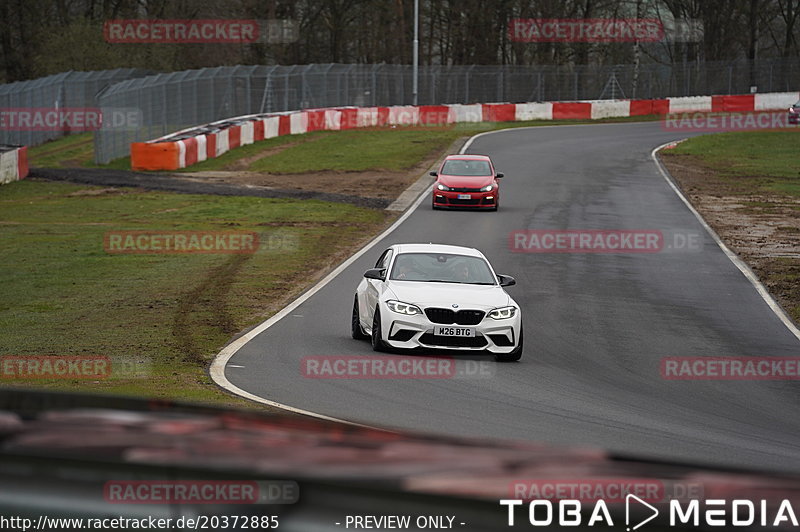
[1,0,799,83]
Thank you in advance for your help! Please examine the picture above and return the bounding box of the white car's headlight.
[488,306,517,320]
[480,184,493,192]
[386,300,422,315]
[437,184,451,191]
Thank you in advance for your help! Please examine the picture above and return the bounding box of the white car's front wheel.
[351,296,369,340]
[371,307,387,352]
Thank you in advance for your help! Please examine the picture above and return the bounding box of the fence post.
[769,63,773,92]
[497,66,504,102]
[429,67,435,105]
[573,71,578,100]
[537,71,542,101]
[728,64,733,94]
[284,73,289,111]
[372,65,377,106]
[465,65,474,103]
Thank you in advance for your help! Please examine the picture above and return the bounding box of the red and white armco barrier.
[130,91,800,171]
[0,145,29,185]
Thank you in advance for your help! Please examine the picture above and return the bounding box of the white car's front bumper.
[379,305,521,354]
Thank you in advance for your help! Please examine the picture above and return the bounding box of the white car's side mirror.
[497,274,516,287]
[364,268,385,281]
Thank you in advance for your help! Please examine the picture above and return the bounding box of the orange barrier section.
[131,142,179,171]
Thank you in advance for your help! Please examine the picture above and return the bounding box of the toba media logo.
[500,497,800,529]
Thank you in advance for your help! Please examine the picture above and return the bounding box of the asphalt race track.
[223,122,800,473]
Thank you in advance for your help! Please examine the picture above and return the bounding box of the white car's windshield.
[389,252,496,284]
[440,159,492,176]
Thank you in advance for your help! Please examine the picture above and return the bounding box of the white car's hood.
[385,281,512,311]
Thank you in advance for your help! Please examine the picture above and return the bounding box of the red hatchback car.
[431,154,503,210]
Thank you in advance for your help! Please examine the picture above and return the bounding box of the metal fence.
[1,60,797,163]
[93,58,800,164]
[0,69,153,147]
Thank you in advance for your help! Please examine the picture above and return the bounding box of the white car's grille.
[424,308,485,325]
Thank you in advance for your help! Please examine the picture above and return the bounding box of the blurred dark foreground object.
[1,389,799,531]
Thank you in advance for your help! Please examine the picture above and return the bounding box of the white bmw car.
[352,243,523,362]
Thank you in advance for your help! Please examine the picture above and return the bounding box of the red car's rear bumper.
[432,190,497,208]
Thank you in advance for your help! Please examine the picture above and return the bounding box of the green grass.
[249,128,461,173]
[27,133,95,167]
[87,156,132,170]
[0,179,388,407]
[666,130,800,196]
[176,131,326,173]
[26,132,131,169]
[28,114,662,172]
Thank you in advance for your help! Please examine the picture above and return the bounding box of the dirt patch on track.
[660,152,800,323]
[28,135,462,210]
[180,166,426,202]
[29,167,391,209]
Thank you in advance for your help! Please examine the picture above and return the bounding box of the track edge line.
[207,137,487,425]
[651,140,800,343]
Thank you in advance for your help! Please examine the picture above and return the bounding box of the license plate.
[458,194,472,199]
[434,326,475,337]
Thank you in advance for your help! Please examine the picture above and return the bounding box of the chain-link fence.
[94,58,800,164]
[1,60,797,163]
[0,69,153,147]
